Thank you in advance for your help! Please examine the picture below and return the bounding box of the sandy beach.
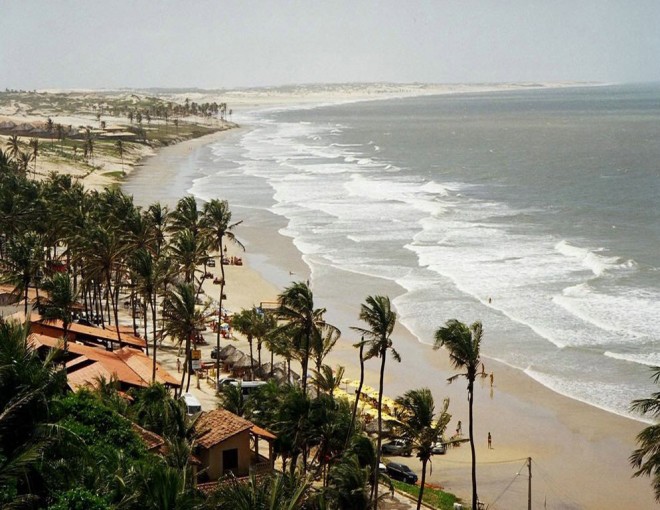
[125,119,657,510]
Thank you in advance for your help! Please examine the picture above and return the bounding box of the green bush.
[50,487,111,510]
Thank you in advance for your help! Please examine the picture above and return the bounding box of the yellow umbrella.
[362,407,379,418]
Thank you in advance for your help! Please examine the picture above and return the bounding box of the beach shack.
[28,333,179,392]
[31,318,147,351]
[193,408,276,482]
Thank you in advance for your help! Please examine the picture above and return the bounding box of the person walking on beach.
[457,420,462,436]
[488,432,492,449]
[490,372,494,387]
[177,357,181,373]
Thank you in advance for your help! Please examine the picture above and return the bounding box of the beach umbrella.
[233,355,255,369]
[224,350,246,364]
[218,344,237,360]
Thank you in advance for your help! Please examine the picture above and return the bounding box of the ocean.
[151,84,660,421]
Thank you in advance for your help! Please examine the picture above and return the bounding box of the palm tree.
[211,472,310,510]
[45,118,54,147]
[630,367,660,502]
[130,248,162,380]
[434,319,484,510]
[232,307,263,380]
[200,198,243,381]
[351,295,400,507]
[1,232,44,316]
[311,364,345,398]
[39,273,79,351]
[146,202,170,256]
[115,139,125,172]
[311,324,341,376]
[162,282,210,395]
[276,281,339,395]
[55,124,64,152]
[346,338,366,448]
[29,138,38,177]
[6,135,21,160]
[218,382,250,417]
[169,228,208,287]
[17,151,32,175]
[396,389,451,510]
[130,382,188,439]
[131,460,201,510]
[325,454,372,510]
[78,225,128,342]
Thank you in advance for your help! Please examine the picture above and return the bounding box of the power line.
[487,459,528,508]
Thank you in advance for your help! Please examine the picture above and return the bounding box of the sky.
[2,0,660,90]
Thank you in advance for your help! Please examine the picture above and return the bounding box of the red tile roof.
[131,423,166,451]
[194,409,254,449]
[66,361,114,391]
[35,318,146,348]
[251,424,276,441]
[28,333,179,389]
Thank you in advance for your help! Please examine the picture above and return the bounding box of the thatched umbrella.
[222,350,246,372]
[218,344,237,361]
[231,355,256,378]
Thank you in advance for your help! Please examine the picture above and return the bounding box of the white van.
[182,392,202,415]
[230,380,267,396]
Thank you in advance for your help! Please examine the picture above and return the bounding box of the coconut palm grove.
[1,140,659,509]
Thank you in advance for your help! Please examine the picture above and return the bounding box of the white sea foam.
[604,351,660,367]
[554,240,634,277]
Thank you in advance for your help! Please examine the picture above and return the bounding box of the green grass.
[391,480,461,510]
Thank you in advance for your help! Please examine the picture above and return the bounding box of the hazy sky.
[2,0,659,90]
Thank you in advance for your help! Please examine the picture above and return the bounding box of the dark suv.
[386,462,418,484]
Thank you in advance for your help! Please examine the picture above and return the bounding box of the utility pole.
[528,456,532,510]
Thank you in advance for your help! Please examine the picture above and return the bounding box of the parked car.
[217,377,239,388]
[381,438,412,456]
[432,441,447,455]
[385,462,418,484]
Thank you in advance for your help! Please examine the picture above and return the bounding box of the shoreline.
[122,93,655,508]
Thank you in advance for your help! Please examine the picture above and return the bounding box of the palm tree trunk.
[178,343,189,398]
[469,379,478,510]
[373,349,387,508]
[151,295,158,382]
[185,334,193,392]
[216,245,225,390]
[346,340,365,448]
[23,279,29,317]
[417,458,428,510]
[106,271,122,346]
[248,335,254,380]
[301,331,310,394]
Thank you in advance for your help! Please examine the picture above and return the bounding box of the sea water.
[188,84,660,421]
